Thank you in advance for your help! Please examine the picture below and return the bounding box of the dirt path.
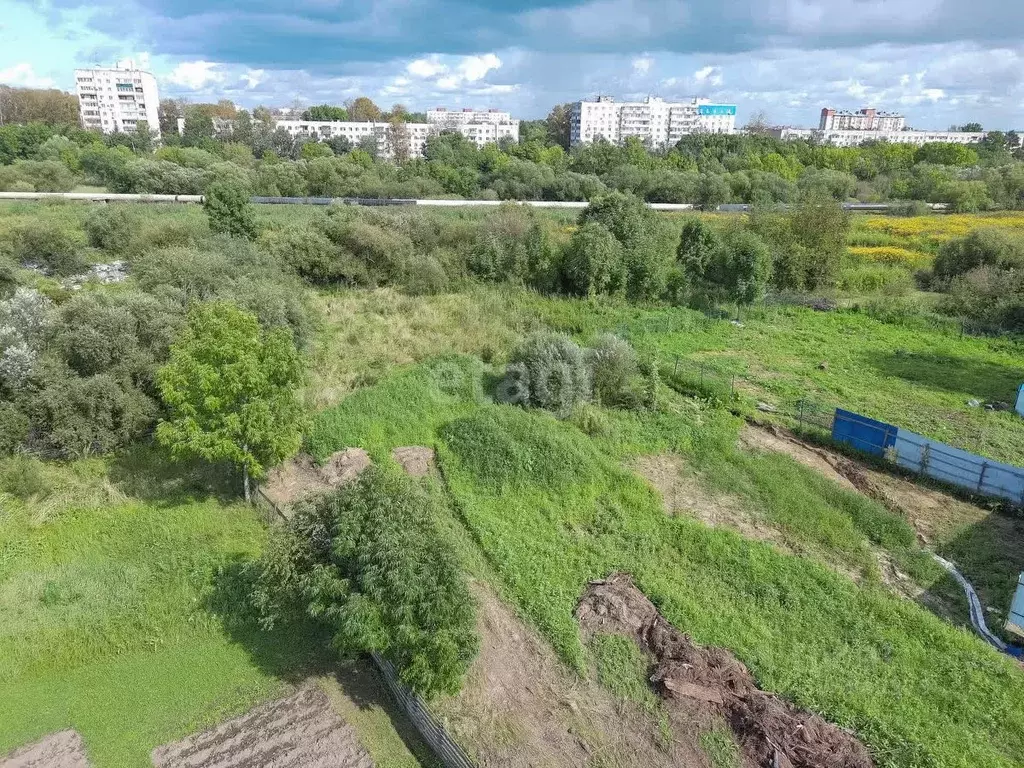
[151,684,374,768]
[436,581,711,768]
[0,731,90,768]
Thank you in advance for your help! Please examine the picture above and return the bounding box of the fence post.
[797,399,805,431]
[730,376,735,398]
[920,443,931,476]
[977,462,988,493]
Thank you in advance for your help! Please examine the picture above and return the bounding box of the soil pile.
[263,449,371,510]
[576,573,875,768]
[0,731,90,768]
[152,684,373,768]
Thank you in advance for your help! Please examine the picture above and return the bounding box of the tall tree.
[181,105,214,146]
[0,86,79,126]
[158,98,185,136]
[545,103,573,149]
[156,302,304,502]
[252,105,273,124]
[347,96,382,122]
[204,180,257,239]
[388,118,410,163]
[211,99,237,120]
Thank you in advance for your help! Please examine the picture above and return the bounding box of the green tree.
[563,221,625,297]
[299,140,333,159]
[695,172,731,209]
[545,103,573,149]
[181,106,215,146]
[248,467,478,697]
[302,104,349,121]
[204,180,258,239]
[957,122,983,132]
[714,229,773,306]
[347,96,382,122]
[156,301,304,502]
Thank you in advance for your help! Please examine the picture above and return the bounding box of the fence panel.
[371,653,477,768]
[831,409,897,458]
[1009,574,1024,639]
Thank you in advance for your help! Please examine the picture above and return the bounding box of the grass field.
[308,356,1024,768]
[0,456,432,767]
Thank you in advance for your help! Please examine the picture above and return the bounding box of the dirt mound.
[1,731,90,768]
[576,573,875,768]
[436,581,709,768]
[263,449,372,510]
[391,446,435,477]
[152,684,373,768]
[319,448,372,487]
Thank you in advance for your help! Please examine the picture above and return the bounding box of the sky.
[1,0,1022,128]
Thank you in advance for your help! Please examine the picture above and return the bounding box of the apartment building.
[820,107,905,132]
[276,113,519,159]
[770,127,986,147]
[75,61,160,138]
[570,96,737,147]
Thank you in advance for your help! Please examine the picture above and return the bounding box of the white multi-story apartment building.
[819,107,905,132]
[426,107,513,127]
[570,96,737,147]
[75,61,160,138]
[276,113,519,159]
[770,127,986,147]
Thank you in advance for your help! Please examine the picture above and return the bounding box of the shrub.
[562,221,625,297]
[248,467,478,698]
[12,222,86,276]
[260,225,344,284]
[941,266,1024,332]
[585,334,638,406]
[838,265,914,296]
[933,228,1024,280]
[469,203,556,290]
[327,217,415,286]
[497,332,590,416]
[401,255,450,296]
[204,180,258,240]
[0,454,48,497]
[84,205,142,254]
[0,403,29,455]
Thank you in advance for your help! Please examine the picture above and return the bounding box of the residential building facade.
[570,96,737,147]
[75,61,160,138]
[770,127,986,147]
[820,107,906,132]
[276,112,519,159]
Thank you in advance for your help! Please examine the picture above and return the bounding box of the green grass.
[589,634,658,712]
[307,368,1024,768]
[0,456,430,767]
[700,728,742,768]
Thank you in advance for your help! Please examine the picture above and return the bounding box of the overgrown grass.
[307,362,1024,767]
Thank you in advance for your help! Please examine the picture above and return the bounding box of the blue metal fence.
[831,409,1024,504]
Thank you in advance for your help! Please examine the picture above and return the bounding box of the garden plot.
[151,684,373,768]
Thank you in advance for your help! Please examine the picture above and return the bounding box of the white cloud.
[436,75,460,91]
[694,65,723,87]
[407,57,446,78]
[243,69,265,89]
[456,53,501,82]
[0,63,55,88]
[632,56,653,75]
[167,60,223,90]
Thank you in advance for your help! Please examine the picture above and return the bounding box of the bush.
[248,467,478,698]
[204,180,258,240]
[933,228,1024,280]
[12,222,87,276]
[327,216,415,286]
[469,203,556,290]
[941,266,1024,332]
[0,402,30,455]
[84,205,142,254]
[260,225,344,284]
[562,221,625,297]
[838,265,914,296]
[585,334,638,406]
[497,332,590,416]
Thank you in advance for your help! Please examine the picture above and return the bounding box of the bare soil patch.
[0,731,90,768]
[262,449,372,511]
[629,453,791,550]
[739,425,857,493]
[436,581,710,768]
[152,684,373,768]
[576,573,875,768]
[392,446,435,477]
